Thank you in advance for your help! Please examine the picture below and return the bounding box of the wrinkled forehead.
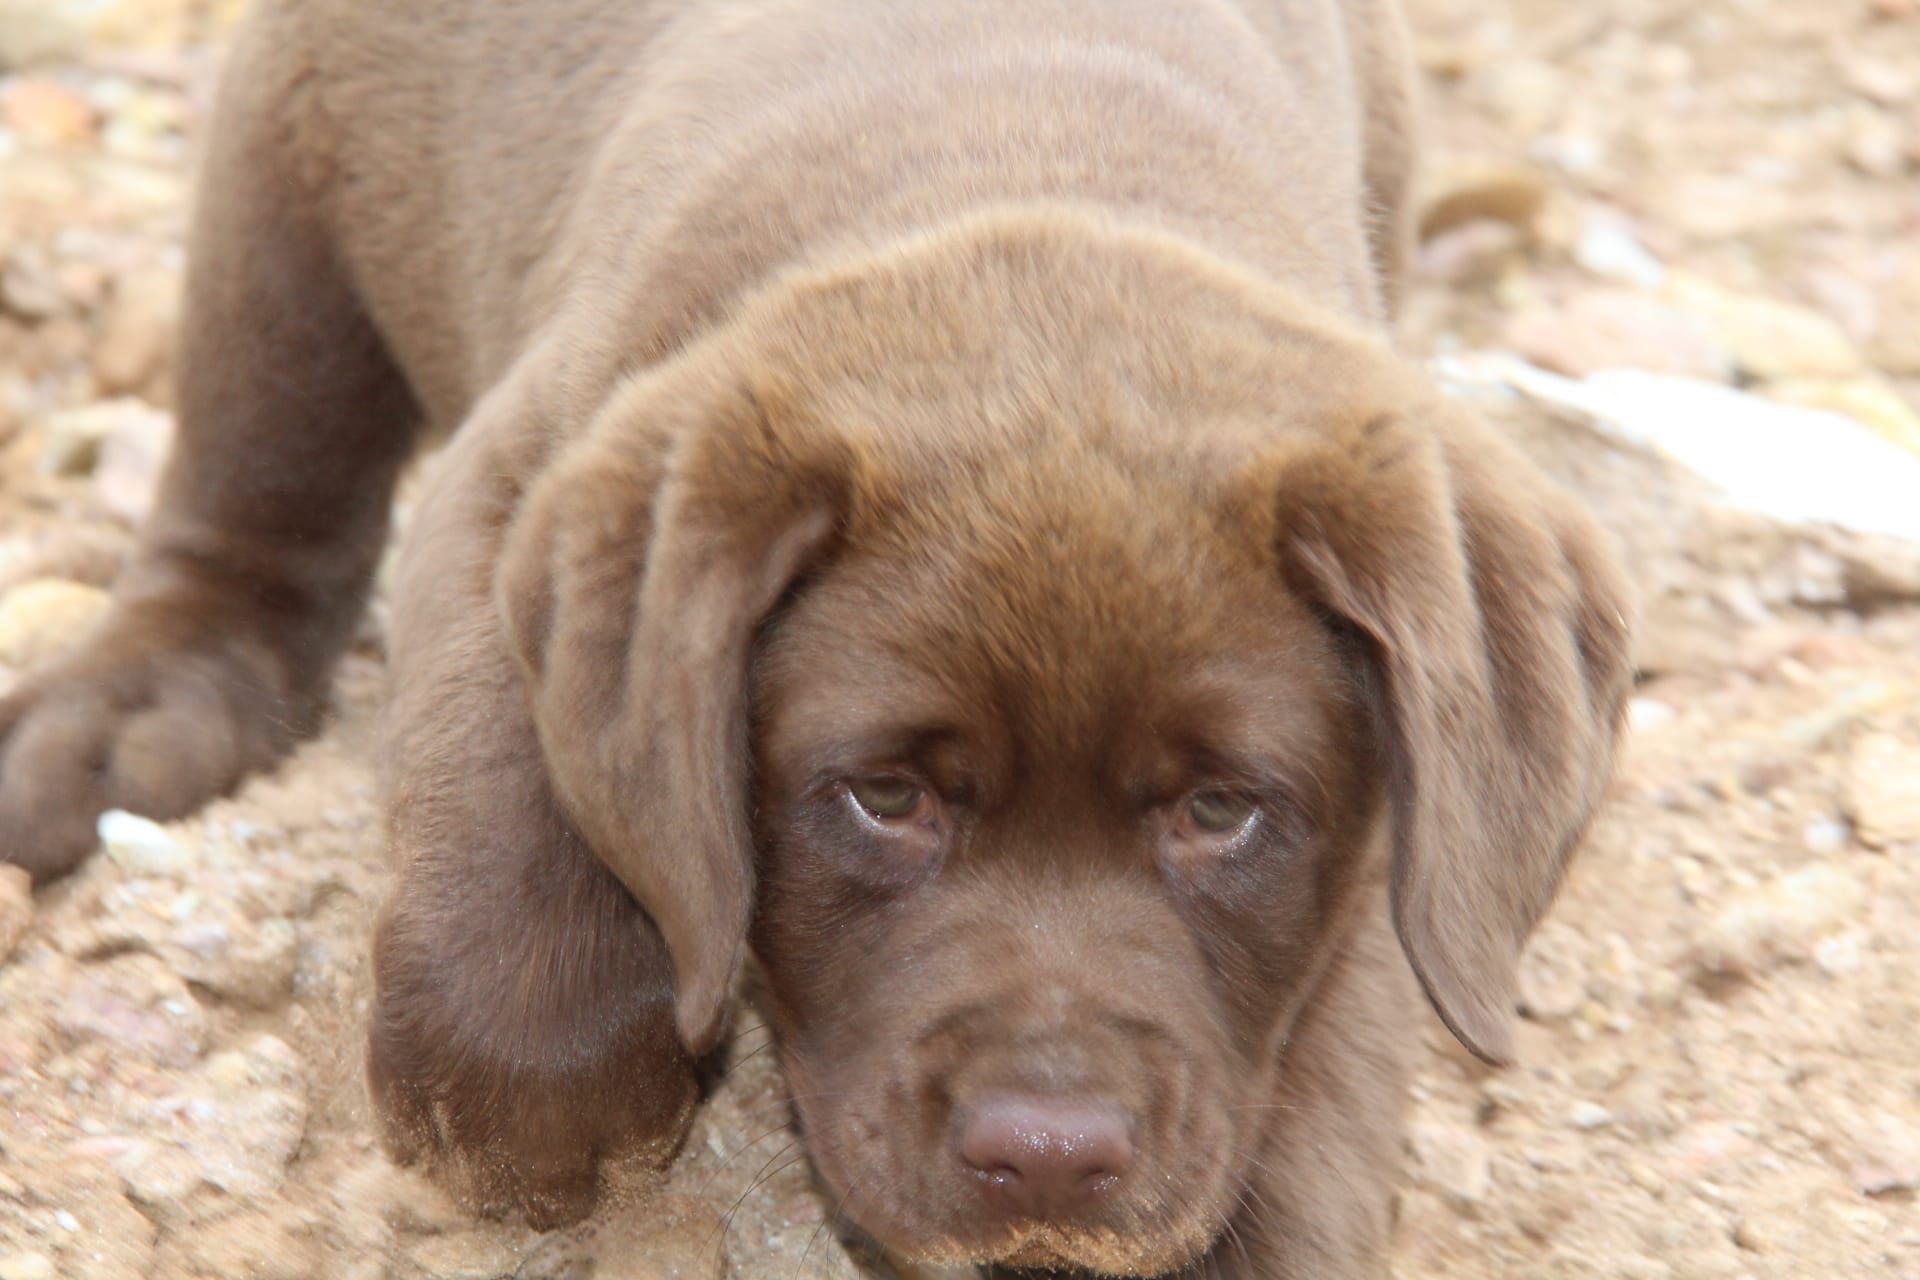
[752,459,1350,787]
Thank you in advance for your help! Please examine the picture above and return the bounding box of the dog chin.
[901,1219,1221,1279]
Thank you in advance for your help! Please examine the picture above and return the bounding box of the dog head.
[498,212,1631,1272]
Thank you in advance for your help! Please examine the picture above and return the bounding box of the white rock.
[98,810,195,877]
[162,1034,308,1201]
[0,865,31,964]
[1691,865,1870,977]
[1440,355,1920,543]
[0,578,111,669]
[1407,1122,1492,1208]
[1843,731,1920,849]
[1571,1101,1614,1130]
[1575,220,1666,290]
[168,916,298,1009]
[1627,698,1677,734]
[1814,932,1865,977]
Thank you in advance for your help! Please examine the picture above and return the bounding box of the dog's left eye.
[847,776,930,822]
[1185,790,1256,833]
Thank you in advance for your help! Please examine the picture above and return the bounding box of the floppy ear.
[1277,402,1633,1065]
[496,372,848,1055]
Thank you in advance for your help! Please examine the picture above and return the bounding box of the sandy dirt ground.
[2,0,1918,1277]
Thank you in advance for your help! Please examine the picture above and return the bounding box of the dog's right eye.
[847,776,930,822]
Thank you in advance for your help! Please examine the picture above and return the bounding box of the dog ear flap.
[1277,403,1632,1065]
[497,373,846,1055]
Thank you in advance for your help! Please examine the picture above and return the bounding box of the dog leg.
[0,30,418,880]
[367,406,699,1229]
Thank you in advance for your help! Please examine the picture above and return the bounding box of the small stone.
[164,1034,308,1200]
[55,952,207,1067]
[1845,53,1920,105]
[1406,1122,1491,1210]
[1843,730,1920,848]
[1574,220,1666,289]
[1506,291,1730,381]
[1628,698,1677,733]
[113,1139,206,1221]
[1666,275,1865,382]
[1730,1217,1779,1254]
[408,1231,527,1280]
[516,1194,727,1280]
[92,269,178,398]
[1870,261,1920,375]
[1690,865,1870,978]
[0,577,111,669]
[1517,922,1587,1021]
[0,1254,56,1280]
[1814,932,1865,977]
[98,810,196,877]
[1844,104,1909,178]
[1,249,70,320]
[1570,1101,1613,1131]
[1801,814,1851,854]
[170,916,299,1009]
[0,866,32,964]
[0,77,96,147]
[1766,378,1920,456]
[1850,1113,1920,1195]
[185,1211,320,1280]
[88,400,175,525]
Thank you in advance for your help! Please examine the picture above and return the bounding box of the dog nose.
[955,1095,1134,1217]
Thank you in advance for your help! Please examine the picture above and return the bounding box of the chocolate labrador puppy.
[0,0,1632,1273]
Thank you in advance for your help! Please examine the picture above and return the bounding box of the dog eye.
[1183,790,1257,835]
[847,776,928,821]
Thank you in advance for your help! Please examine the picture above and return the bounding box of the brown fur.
[0,0,1631,1272]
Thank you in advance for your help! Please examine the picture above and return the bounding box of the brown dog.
[0,0,1632,1273]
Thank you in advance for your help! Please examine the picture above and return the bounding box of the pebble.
[1664,276,1865,382]
[90,400,174,524]
[1801,815,1850,855]
[1574,220,1666,290]
[54,952,207,1067]
[1842,730,1920,848]
[1,248,73,320]
[182,1210,320,1280]
[1690,865,1870,978]
[1813,932,1865,977]
[1843,103,1908,178]
[0,77,96,148]
[0,866,32,964]
[1505,291,1731,381]
[407,1232,527,1280]
[0,577,111,669]
[1765,378,1920,456]
[1844,52,1920,105]
[91,268,177,398]
[1869,261,1920,375]
[98,810,196,877]
[1517,922,1588,1021]
[157,1034,308,1201]
[1407,1122,1492,1209]
[169,915,299,1009]
[1627,698,1678,734]
[1848,1112,1920,1195]
[1570,1101,1614,1131]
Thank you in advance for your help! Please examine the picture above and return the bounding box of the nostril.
[954,1095,1134,1216]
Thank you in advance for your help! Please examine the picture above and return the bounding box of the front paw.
[367,859,701,1229]
[0,605,304,881]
